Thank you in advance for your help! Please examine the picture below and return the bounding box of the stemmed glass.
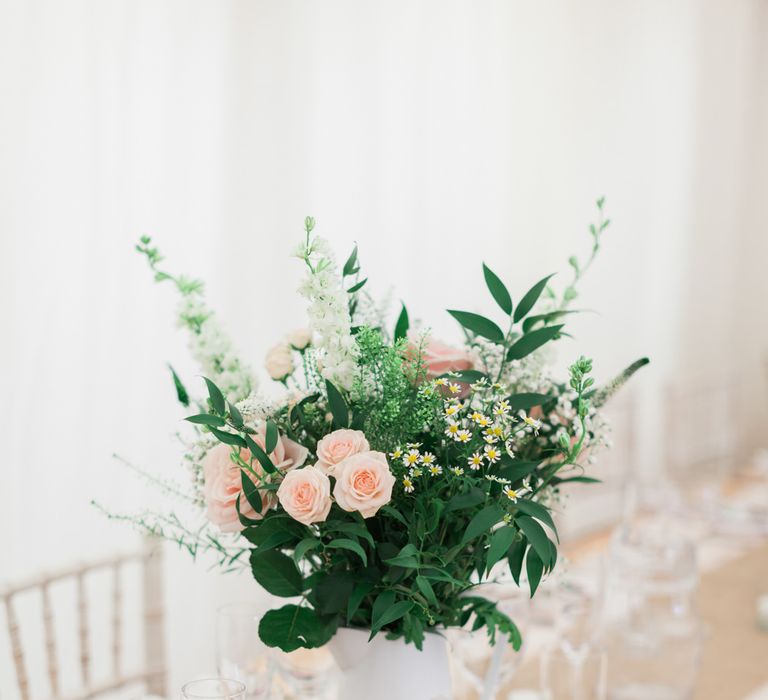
[181,679,247,700]
[216,603,275,699]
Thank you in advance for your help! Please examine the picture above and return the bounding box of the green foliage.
[350,327,440,451]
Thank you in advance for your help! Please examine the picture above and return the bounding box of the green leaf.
[244,516,304,547]
[517,516,553,566]
[168,365,190,407]
[445,487,486,512]
[228,402,244,428]
[235,494,263,526]
[326,521,375,548]
[482,263,513,315]
[342,244,359,277]
[420,568,464,586]
[513,273,555,323]
[259,604,332,652]
[415,576,438,607]
[327,538,368,566]
[508,539,527,585]
[325,379,349,429]
[447,310,505,344]
[315,573,354,615]
[347,277,368,293]
[209,426,247,447]
[546,538,558,573]
[383,543,419,568]
[347,581,374,623]
[293,537,321,564]
[506,324,564,361]
[522,309,578,334]
[370,590,395,630]
[554,476,602,485]
[370,600,414,637]
[486,526,517,574]
[496,458,540,483]
[244,434,277,474]
[242,528,295,551]
[184,413,226,427]
[515,499,558,539]
[437,369,488,384]
[394,303,410,342]
[381,505,410,527]
[264,420,279,454]
[505,393,555,412]
[203,376,226,415]
[240,469,263,514]
[250,550,304,597]
[461,504,505,545]
[526,548,544,597]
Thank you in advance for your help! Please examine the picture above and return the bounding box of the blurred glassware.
[600,526,704,700]
[539,582,606,700]
[181,678,247,700]
[216,603,274,699]
[273,646,338,700]
[447,582,532,700]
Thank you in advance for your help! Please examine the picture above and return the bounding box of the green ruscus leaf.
[506,324,564,361]
[325,379,349,429]
[482,263,513,316]
[513,273,555,323]
[447,310,505,344]
[394,303,410,342]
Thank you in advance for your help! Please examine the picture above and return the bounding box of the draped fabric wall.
[1,0,766,692]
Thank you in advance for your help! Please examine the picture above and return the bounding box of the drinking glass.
[181,679,246,700]
[601,527,703,700]
[274,646,338,700]
[216,603,274,699]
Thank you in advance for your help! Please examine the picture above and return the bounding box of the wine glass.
[216,603,274,699]
[181,679,246,700]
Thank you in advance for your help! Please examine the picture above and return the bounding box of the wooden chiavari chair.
[2,538,166,700]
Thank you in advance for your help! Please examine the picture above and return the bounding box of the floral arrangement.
[113,200,646,653]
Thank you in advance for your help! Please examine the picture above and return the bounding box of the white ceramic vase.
[328,627,453,700]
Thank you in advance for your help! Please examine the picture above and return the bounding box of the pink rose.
[333,451,395,518]
[202,428,308,532]
[418,337,473,379]
[316,429,370,474]
[277,466,332,525]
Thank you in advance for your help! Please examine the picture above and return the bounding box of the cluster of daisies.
[389,375,545,501]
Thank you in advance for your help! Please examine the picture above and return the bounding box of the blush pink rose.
[315,429,370,474]
[419,337,473,378]
[277,466,332,525]
[202,428,308,533]
[332,451,395,518]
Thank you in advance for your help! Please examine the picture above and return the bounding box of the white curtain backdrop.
[2,0,767,693]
